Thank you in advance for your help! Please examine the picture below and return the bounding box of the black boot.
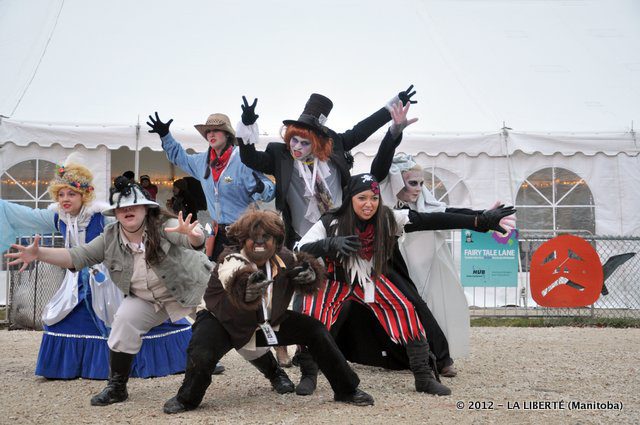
[91,350,135,406]
[163,396,194,414]
[405,339,451,396]
[334,388,375,406]
[249,352,295,394]
[295,348,318,396]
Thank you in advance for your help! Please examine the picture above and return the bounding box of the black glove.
[398,84,417,105]
[250,171,265,195]
[476,205,517,233]
[147,112,173,137]
[241,96,259,125]
[245,271,272,302]
[329,235,361,256]
[298,235,361,258]
[288,261,316,285]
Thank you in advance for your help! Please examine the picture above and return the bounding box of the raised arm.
[370,101,418,181]
[237,140,277,175]
[339,85,418,151]
[147,112,202,178]
[235,95,277,174]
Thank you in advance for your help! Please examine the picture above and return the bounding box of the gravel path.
[1,327,638,424]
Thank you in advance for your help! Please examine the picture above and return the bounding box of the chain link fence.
[6,235,65,330]
[467,231,640,318]
[4,232,640,328]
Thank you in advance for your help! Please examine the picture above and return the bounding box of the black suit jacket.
[239,106,392,247]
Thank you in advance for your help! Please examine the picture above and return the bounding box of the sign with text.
[460,229,519,287]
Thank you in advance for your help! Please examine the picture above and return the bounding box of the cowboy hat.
[194,113,236,140]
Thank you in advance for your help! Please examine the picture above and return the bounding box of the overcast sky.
[1,0,639,134]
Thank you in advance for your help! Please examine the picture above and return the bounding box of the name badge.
[259,322,278,345]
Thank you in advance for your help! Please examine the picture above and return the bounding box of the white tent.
[1,0,639,229]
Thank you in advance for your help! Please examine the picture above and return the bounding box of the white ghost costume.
[379,154,470,358]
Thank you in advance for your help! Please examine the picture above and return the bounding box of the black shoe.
[163,396,194,414]
[295,375,317,396]
[439,364,458,378]
[90,384,128,406]
[213,362,225,375]
[270,369,295,394]
[334,388,375,406]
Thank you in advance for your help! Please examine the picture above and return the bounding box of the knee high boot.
[249,351,295,394]
[405,339,451,396]
[91,350,135,406]
[295,348,319,396]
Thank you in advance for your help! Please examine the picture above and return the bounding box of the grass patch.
[471,316,640,328]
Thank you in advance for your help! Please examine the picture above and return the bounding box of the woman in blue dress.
[0,154,191,379]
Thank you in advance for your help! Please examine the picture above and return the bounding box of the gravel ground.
[1,327,638,425]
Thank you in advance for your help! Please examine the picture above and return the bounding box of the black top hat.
[283,93,333,137]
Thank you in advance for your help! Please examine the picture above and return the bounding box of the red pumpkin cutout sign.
[530,235,603,307]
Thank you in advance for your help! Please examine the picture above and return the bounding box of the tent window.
[516,167,595,234]
[0,159,57,209]
[423,170,451,204]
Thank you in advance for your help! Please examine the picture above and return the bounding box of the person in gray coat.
[6,176,212,407]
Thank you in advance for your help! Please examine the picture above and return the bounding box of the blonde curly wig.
[47,162,96,205]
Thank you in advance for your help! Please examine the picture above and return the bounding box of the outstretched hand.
[288,261,316,285]
[147,112,173,137]
[241,96,259,125]
[5,235,41,272]
[476,205,517,234]
[398,84,417,105]
[330,235,362,257]
[245,271,272,302]
[390,100,418,136]
[488,200,517,236]
[164,211,201,237]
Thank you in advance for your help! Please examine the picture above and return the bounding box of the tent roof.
[1,117,637,157]
[1,0,639,134]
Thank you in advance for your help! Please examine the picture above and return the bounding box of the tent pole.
[135,115,140,180]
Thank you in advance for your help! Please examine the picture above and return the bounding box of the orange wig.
[281,124,333,162]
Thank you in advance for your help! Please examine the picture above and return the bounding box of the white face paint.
[397,170,424,203]
[289,136,313,161]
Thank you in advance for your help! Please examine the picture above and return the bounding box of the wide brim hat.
[103,181,159,216]
[194,113,235,140]
[283,93,333,137]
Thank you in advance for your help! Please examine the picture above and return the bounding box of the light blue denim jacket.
[161,133,275,224]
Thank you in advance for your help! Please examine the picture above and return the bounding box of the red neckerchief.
[209,146,233,182]
[356,223,375,261]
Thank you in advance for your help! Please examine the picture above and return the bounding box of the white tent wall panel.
[0,143,110,203]
[354,148,640,237]
[2,124,639,236]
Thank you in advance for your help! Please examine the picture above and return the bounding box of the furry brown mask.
[243,226,277,266]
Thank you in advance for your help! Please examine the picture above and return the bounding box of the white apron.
[380,170,470,358]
